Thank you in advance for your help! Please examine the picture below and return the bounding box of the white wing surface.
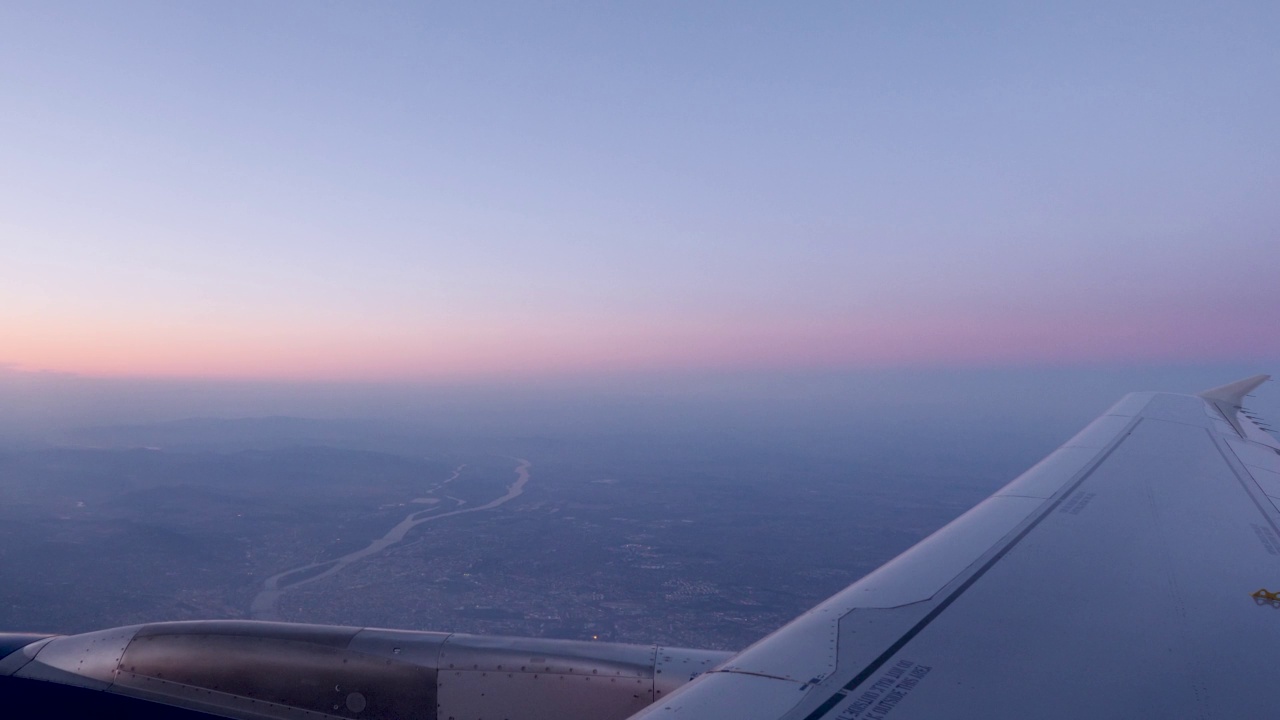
[629,375,1280,720]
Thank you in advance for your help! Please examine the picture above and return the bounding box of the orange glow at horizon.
[4,304,1276,383]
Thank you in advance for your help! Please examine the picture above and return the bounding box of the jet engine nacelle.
[0,621,731,720]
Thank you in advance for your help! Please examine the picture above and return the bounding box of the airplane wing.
[627,374,1280,720]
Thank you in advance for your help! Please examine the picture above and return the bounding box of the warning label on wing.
[835,659,932,720]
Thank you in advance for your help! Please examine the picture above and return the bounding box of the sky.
[2,1,1278,383]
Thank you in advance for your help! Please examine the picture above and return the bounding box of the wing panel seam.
[1209,431,1280,539]
[798,416,1143,720]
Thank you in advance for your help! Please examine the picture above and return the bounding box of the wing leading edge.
[629,375,1280,720]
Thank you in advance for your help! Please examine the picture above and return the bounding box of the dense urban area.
[0,416,1042,650]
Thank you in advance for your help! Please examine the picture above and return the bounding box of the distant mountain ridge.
[63,416,411,453]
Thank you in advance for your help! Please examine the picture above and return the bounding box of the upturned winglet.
[1198,374,1271,407]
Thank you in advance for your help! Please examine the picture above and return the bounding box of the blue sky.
[1,2,1277,379]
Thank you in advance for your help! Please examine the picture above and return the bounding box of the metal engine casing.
[0,621,731,720]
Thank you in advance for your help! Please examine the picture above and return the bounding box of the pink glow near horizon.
[5,302,1277,382]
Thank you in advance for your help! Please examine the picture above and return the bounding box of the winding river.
[250,458,531,620]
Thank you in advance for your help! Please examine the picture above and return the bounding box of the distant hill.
[63,416,424,454]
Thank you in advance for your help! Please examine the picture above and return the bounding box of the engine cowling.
[0,621,731,720]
